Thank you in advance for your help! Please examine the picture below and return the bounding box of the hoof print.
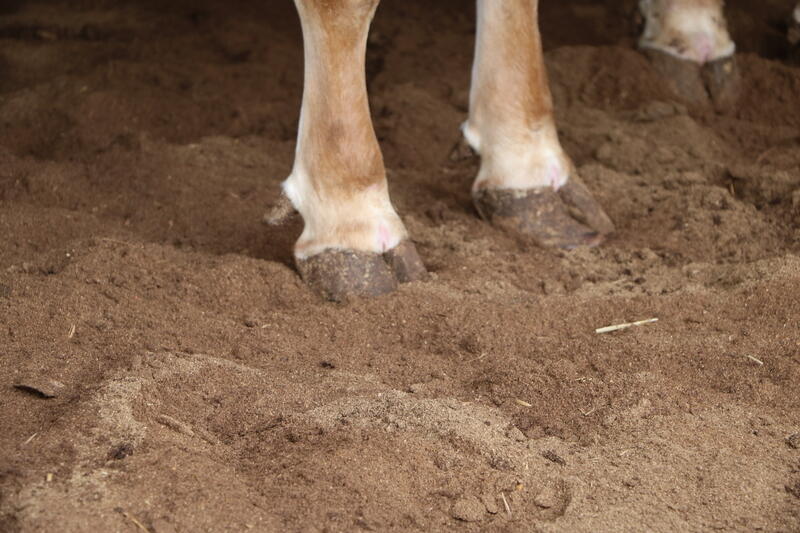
[297,240,426,302]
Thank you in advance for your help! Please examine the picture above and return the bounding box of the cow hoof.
[383,240,428,283]
[296,240,426,302]
[643,49,741,111]
[700,56,741,111]
[473,175,614,250]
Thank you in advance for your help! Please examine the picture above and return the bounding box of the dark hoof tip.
[701,56,741,111]
[296,240,426,302]
[383,240,428,283]
[642,48,740,111]
[473,175,614,250]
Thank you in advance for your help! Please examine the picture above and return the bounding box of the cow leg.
[463,0,614,249]
[285,0,425,301]
[639,0,734,63]
[638,0,739,108]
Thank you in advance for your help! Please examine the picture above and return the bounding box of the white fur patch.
[639,0,735,63]
[461,121,482,155]
[283,167,406,259]
[465,121,571,192]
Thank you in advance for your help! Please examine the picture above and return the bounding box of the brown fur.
[295,0,385,202]
[470,0,553,142]
[287,0,730,260]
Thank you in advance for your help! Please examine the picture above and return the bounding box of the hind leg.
[463,0,614,248]
[638,0,739,108]
[285,0,425,301]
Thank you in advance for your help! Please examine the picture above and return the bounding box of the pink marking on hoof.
[377,224,391,252]
[691,33,713,64]
[548,163,567,191]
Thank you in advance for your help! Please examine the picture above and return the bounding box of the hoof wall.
[384,240,427,283]
[643,49,741,111]
[473,175,614,250]
[297,240,426,302]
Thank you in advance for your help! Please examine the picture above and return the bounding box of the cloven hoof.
[296,240,427,302]
[473,174,615,249]
[643,48,741,111]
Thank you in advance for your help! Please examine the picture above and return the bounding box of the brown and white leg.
[285,0,425,301]
[638,0,739,107]
[463,0,614,248]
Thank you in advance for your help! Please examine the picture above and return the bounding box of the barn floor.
[1,0,799,531]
